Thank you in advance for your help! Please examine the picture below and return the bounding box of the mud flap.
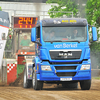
[26,63,34,80]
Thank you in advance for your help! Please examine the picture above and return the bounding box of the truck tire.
[80,80,91,90]
[32,67,43,90]
[23,67,32,88]
[62,82,78,89]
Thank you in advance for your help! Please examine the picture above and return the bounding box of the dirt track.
[0,79,100,100]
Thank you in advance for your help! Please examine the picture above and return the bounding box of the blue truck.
[23,18,97,90]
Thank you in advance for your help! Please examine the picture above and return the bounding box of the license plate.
[60,78,72,81]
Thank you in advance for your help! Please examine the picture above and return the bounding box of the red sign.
[7,64,17,84]
[14,17,38,29]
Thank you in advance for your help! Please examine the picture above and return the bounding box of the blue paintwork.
[35,59,91,81]
[31,19,97,82]
[31,28,36,42]
[92,27,97,41]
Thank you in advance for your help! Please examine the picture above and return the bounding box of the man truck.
[23,18,97,90]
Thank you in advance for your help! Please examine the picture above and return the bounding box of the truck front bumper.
[36,60,91,81]
[36,70,91,81]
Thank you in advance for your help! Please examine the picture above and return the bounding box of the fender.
[25,62,34,80]
[34,56,42,73]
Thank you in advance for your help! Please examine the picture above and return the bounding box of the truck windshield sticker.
[62,20,77,23]
[54,43,77,48]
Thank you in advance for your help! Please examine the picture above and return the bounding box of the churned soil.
[9,72,24,87]
[0,78,100,100]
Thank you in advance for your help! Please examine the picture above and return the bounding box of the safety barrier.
[7,64,17,84]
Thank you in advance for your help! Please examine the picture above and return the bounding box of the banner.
[0,11,10,71]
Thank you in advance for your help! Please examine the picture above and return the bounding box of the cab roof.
[41,18,87,27]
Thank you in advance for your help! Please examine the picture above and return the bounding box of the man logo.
[59,53,72,57]
[59,53,63,56]
[68,53,72,56]
[64,53,67,56]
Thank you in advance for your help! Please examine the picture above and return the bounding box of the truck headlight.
[80,64,90,70]
[41,65,52,71]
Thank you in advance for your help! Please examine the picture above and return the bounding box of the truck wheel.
[23,67,32,88]
[80,80,91,90]
[32,67,43,90]
[62,82,78,89]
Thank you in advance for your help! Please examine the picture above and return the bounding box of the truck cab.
[24,18,97,90]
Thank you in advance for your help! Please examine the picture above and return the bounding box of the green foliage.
[86,0,100,69]
[86,0,100,53]
[86,0,100,27]
[0,6,2,11]
[90,42,100,53]
[46,0,57,3]
[46,0,78,18]
[5,29,13,58]
[92,76,100,80]
[5,29,13,50]
[77,0,87,18]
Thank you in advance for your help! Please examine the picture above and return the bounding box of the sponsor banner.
[0,11,10,70]
[0,11,10,28]
[0,26,9,69]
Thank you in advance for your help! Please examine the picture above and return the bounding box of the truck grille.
[49,50,82,60]
[55,66,77,70]
[56,72,76,77]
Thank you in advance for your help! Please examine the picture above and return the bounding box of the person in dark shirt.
[72,29,78,39]
[49,31,55,40]
[44,30,55,41]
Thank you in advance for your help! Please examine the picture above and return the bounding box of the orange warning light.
[30,25,32,28]
[25,25,27,28]
[20,25,22,28]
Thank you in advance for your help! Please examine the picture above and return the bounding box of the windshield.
[19,31,35,52]
[42,26,87,42]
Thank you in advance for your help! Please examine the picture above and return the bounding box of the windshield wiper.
[45,40,80,43]
[45,40,63,43]
[64,40,80,43]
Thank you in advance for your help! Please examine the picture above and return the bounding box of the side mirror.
[92,27,97,41]
[31,27,36,42]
